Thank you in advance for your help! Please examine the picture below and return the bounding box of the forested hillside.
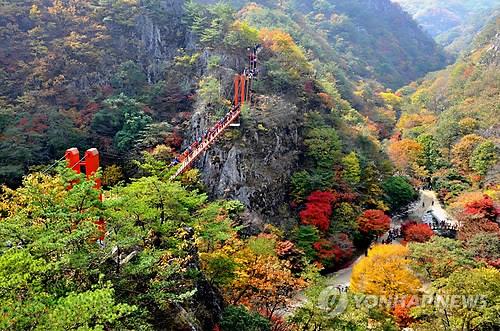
[0,0,446,186]
[393,0,500,54]
[388,15,499,228]
[1,1,499,331]
[226,0,448,87]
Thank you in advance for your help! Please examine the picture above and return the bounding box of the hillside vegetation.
[388,15,499,221]
[393,0,500,54]
[0,1,499,331]
[230,0,448,87]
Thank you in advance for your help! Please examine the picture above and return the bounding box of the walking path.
[325,255,364,287]
[326,190,454,288]
[417,190,457,225]
[281,190,456,317]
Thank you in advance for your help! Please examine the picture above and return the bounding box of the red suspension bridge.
[56,46,260,241]
[169,46,260,179]
[63,46,260,182]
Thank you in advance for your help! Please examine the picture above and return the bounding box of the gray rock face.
[135,0,192,82]
[132,5,306,226]
[482,32,500,66]
[192,96,304,230]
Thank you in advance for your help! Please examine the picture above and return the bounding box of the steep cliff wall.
[134,0,193,82]
[190,95,304,231]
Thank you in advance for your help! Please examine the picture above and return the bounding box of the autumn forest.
[0,1,499,330]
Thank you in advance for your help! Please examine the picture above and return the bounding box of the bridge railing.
[170,105,242,180]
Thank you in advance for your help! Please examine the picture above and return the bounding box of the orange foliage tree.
[259,28,306,62]
[258,28,311,79]
[221,235,307,321]
[387,138,424,176]
[396,111,437,133]
[451,134,484,174]
[392,296,417,327]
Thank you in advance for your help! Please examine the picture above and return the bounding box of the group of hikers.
[169,45,261,168]
[380,219,457,244]
[423,200,434,207]
[427,220,458,231]
[244,44,260,78]
[382,227,402,244]
[334,284,349,293]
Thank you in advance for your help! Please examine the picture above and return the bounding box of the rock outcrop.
[134,0,192,82]
[191,95,304,231]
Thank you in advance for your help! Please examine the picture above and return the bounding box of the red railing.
[170,104,242,180]
[169,46,259,179]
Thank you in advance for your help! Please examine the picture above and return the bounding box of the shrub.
[220,306,271,331]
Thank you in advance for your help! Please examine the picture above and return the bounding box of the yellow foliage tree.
[258,28,311,76]
[458,117,479,135]
[387,138,423,175]
[451,134,484,174]
[379,91,402,108]
[350,244,421,296]
[259,28,303,58]
[396,111,436,133]
[0,173,66,218]
[102,165,124,187]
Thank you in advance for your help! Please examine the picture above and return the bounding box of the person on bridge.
[170,157,180,166]
[249,53,257,70]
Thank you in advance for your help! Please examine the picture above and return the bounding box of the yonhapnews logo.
[317,286,349,316]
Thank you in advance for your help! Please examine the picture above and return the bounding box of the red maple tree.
[299,191,338,232]
[313,240,343,265]
[165,131,183,150]
[403,223,434,243]
[357,209,391,236]
[464,195,499,222]
[312,234,354,270]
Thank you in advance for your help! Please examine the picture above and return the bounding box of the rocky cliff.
[134,0,193,82]
[191,95,304,231]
